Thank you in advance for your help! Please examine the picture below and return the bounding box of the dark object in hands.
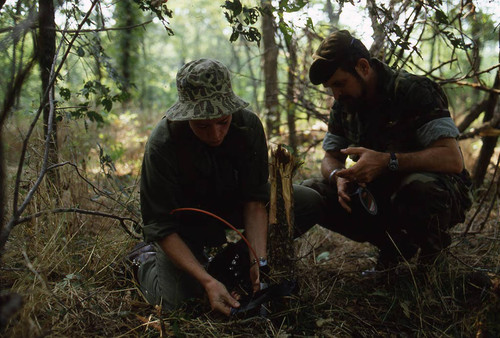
[207,240,252,293]
[207,241,295,318]
[350,185,378,215]
[230,279,296,317]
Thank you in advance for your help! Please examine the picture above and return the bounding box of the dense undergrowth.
[1,112,499,337]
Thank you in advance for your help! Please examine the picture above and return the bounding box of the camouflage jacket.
[140,109,269,246]
[323,58,459,153]
[322,59,472,220]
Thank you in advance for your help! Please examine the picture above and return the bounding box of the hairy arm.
[321,150,347,182]
[242,200,268,293]
[338,137,464,183]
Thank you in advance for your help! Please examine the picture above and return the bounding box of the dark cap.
[309,30,356,85]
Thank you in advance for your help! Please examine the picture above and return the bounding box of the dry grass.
[1,113,500,337]
[2,182,498,337]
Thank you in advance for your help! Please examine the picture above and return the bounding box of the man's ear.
[355,58,370,78]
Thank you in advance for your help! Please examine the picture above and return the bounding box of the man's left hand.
[338,147,389,183]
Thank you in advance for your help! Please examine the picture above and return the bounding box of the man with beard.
[305,30,472,269]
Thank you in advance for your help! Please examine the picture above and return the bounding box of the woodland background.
[0,0,499,336]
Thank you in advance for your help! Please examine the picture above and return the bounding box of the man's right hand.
[204,278,240,316]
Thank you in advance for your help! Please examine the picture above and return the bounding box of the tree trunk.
[0,133,4,242]
[114,0,142,104]
[261,0,279,138]
[285,36,298,153]
[367,0,386,59]
[38,0,58,176]
[325,0,341,30]
[243,41,261,113]
[471,70,500,187]
[471,27,500,187]
[457,99,488,133]
[467,0,482,104]
[268,145,296,279]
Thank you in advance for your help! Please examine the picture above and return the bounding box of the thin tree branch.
[0,0,99,258]
[21,250,72,313]
[0,56,37,126]
[55,19,153,33]
[14,27,64,218]
[458,121,500,140]
[462,151,500,236]
[0,20,153,35]
[16,208,141,239]
[440,80,500,94]
[47,161,139,214]
[457,99,488,132]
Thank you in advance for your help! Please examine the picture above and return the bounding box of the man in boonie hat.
[304,30,472,270]
[134,59,324,316]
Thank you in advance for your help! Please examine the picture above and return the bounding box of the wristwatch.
[388,152,399,171]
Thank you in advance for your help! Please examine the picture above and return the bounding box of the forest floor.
[1,114,500,337]
[2,200,499,337]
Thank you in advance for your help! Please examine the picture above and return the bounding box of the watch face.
[388,161,398,171]
[388,152,398,171]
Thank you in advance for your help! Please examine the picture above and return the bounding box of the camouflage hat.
[309,30,356,85]
[166,58,249,121]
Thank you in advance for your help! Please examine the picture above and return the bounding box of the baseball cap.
[309,30,356,85]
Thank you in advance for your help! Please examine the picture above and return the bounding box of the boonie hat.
[166,58,249,121]
[309,30,356,85]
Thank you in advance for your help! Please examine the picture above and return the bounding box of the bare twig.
[440,80,500,94]
[462,151,500,236]
[47,161,139,215]
[0,20,153,35]
[16,208,140,239]
[458,121,500,140]
[0,0,99,257]
[21,250,71,313]
[55,19,153,33]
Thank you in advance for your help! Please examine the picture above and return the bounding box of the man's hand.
[338,147,388,183]
[204,278,240,316]
[327,146,385,213]
[249,262,261,293]
[335,175,354,213]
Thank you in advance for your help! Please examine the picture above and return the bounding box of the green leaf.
[435,9,449,25]
[230,30,239,42]
[59,87,71,101]
[223,0,242,16]
[101,98,113,112]
[77,46,85,57]
[279,21,293,46]
[279,0,307,13]
[87,110,104,123]
[305,17,314,31]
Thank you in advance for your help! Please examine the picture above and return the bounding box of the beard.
[337,76,368,113]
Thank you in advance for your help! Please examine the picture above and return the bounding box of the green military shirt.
[323,58,459,153]
[140,109,269,247]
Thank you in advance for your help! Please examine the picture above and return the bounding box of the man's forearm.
[243,201,268,263]
[321,151,347,181]
[157,233,215,288]
[395,138,464,174]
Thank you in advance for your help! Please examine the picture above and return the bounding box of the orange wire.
[170,207,259,263]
